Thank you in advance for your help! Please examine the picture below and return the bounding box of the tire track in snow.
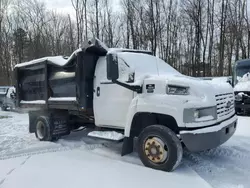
[0,112,116,161]
[0,178,5,186]
[184,137,250,188]
[0,156,30,187]
[0,141,115,160]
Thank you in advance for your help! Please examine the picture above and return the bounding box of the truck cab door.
[93,57,134,129]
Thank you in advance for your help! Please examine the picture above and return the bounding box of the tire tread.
[137,124,183,172]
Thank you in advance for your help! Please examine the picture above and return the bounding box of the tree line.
[0,0,249,85]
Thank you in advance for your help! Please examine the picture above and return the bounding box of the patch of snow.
[1,112,250,187]
[15,48,83,68]
[88,131,124,141]
[48,97,76,101]
[234,81,250,92]
[240,72,250,82]
[234,72,250,92]
[235,92,249,101]
[117,57,131,81]
[95,38,109,51]
[195,115,215,122]
[238,92,246,97]
[15,56,67,68]
[117,52,181,79]
[108,48,152,54]
[0,149,212,188]
[235,116,250,137]
[63,48,82,65]
[180,115,237,134]
[146,74,233,100]
[0,156,27,180]
[20,100,46,104]
[211,77,230,83]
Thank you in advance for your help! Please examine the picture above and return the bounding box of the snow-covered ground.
[0,111,250,188]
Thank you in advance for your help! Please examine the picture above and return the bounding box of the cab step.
[87,131,124,142]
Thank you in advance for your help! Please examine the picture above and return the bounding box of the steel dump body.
[14,39,108,113]
[15,57,77,110]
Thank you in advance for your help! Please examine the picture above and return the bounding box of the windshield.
[235,66,250,85]
[118,52,181,79]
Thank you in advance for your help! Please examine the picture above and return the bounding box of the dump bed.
[14,38,108,112]
[14,56,79,110]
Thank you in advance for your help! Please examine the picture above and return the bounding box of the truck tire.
[137,125,183,172]
[35,116,53,141]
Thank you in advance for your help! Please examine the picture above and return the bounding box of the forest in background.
[0,0,249,85]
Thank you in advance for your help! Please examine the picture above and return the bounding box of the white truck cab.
[15,39,237,172]
[96,50,237,171]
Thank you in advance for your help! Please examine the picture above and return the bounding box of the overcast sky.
[44,0,75,15]
[43,0,250,17]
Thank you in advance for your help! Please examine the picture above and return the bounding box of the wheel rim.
[37,121,46,139]
[144,137,168,164]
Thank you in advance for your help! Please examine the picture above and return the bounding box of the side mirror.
[107,53,119,81]
[127,72,135,83]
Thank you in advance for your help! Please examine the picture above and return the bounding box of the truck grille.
[216,93,235,118]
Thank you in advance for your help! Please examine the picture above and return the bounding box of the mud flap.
[29,111,38,133]
[121,136,134,156]
[51,115,70,137]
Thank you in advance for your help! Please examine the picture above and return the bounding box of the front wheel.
[137,125,183,172]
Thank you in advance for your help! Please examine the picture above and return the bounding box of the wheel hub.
[37,121,45,139]
[144,137,167,163]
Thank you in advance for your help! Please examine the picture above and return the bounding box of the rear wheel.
[137,125,183,172]
[35,116,53,141]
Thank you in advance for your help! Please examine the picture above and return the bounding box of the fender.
[124,95,185,137]
[124,96,139,137]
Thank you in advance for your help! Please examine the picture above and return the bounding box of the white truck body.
[95,52,236,128]
[15,39,237,172]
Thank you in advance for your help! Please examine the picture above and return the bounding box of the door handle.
[97,87,100,97]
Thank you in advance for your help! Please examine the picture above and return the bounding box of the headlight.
[167,85,189,95]
[194,110,200,119]
[183,107,217,123]
[235,93,243,101]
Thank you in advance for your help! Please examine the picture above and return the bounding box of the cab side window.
[118,58,130,82]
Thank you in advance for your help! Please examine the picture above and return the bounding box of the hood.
[145,74,233,98]
[234,73,250,92]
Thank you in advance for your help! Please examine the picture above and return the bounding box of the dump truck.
[14,38,237,172]
[233,59,250,115]
[0,86,11,106]
[1,86,16,111]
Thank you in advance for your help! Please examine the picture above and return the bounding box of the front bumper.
[180,115,237,152]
